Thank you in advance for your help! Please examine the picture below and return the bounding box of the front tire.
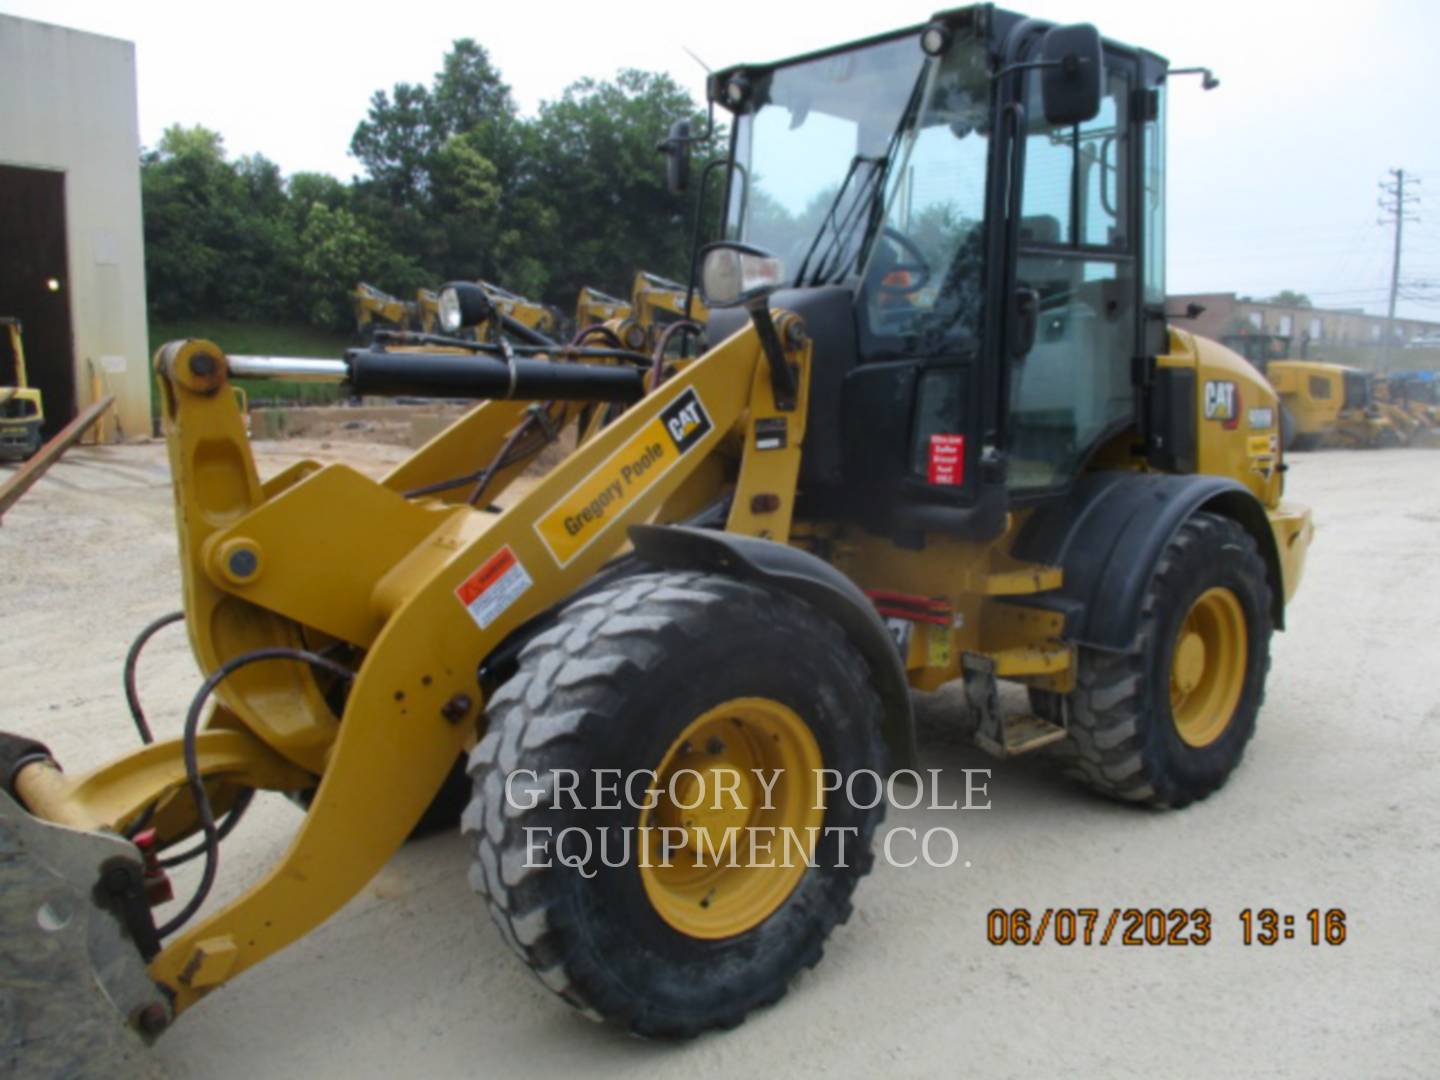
[1052,512,1273,808]
[464,571,888,1036]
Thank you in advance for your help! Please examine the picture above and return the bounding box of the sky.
[4,0,1439,321]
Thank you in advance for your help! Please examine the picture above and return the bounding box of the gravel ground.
[2,441,1437,1078]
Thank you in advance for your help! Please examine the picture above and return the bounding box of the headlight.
[438,282,493,333]
[438,287,462,333]
[920,22,952,57]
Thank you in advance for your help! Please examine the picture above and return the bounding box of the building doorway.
[0,163,76,437]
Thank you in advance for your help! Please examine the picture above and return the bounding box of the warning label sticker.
[927,433,965,486]
[1247,433,1278,457]
[455,546,533,630]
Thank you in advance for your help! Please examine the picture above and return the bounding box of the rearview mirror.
[658,119,691,195]
[1040,24,1104,126]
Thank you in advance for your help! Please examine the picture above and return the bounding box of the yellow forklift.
[0,316,45,460]
[2,7,1312,1064]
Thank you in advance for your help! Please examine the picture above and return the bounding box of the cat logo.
[660,389,713,453]
[1204,380,1240,430]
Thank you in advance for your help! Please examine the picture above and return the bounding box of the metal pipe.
[497,313,557,348]
[227,356,349,382]
[346,350,645,402]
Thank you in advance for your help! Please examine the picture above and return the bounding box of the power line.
[1379,167,1422,364]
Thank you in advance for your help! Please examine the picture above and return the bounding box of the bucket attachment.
[1,790,170,1078]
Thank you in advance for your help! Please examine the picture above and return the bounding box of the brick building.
[1169,292,1440,357]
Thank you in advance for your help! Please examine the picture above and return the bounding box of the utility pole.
[1378,168,1421,368]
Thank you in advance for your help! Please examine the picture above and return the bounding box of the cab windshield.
[724,27,994,351]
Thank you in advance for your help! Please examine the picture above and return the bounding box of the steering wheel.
[874,227,933,295]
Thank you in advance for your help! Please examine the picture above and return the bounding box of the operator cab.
[696,5,1171,541]
[1341,368,1372,412]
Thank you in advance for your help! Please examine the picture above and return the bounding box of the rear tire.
[464,570,887,1037]
[1051,512,1273,808]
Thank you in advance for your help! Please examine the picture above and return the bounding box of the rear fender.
[1014,472,1286,652]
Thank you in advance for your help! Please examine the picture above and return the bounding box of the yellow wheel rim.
[1169,587,1248,748]
[638,697,823,939]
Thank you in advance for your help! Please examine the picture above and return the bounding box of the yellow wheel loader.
[478,279,559,338]
[414,287,442,334]
[630,269,710,352]
[1,7,1313,1066]
[1267,360,1399,449]
[1375,373,1440,447]
[0,316,44,461]
[351,282,417,341]
[574,274,709,360]
[575,285,633,331]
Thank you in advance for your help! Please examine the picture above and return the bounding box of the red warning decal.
[927,434,965,486]
[455,545,533,630]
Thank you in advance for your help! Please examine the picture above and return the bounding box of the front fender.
[628,524,916,769]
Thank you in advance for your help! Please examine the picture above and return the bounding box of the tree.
[524,69,719,305]
[141,125,267,320]
[295,204,384,326]
[1267,290,1312,308]
[350,82,437,206]
[140,45,726,333]
[431,39,515,141]
[349,40,530,287]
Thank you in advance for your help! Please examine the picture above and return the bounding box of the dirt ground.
[2,440,1437,1078]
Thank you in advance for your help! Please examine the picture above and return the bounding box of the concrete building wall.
[0,15,149,440]
[1172,292,1440,353]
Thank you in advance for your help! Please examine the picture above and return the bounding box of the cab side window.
[1008,63,1136,492]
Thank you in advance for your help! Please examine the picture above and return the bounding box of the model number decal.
[1247,406,1274,429]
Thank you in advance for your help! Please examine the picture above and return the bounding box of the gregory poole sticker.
[535,388,714,567]
[456,545,533,630]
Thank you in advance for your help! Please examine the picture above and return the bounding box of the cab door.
[1005,51,1140,494]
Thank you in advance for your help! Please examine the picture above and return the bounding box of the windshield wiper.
[793,154,887,288]
[799,58,940,290]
